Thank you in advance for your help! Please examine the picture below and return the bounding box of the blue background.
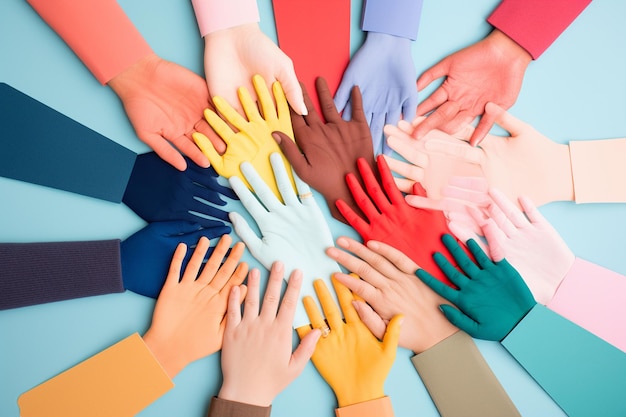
[1,0,625,416]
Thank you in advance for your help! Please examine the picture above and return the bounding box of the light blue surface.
[0,0,624,416]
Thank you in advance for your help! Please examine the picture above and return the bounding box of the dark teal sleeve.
[502,304,626,417]
[0,82,136,202]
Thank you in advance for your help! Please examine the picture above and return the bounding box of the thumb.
[291,328,321,372]
[382,314,403,355]
[487,102,527,137]
[271,132,310,176]
[279,71,308,116]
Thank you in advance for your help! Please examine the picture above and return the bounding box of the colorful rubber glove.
[218,263,321,407]
[416,234,537,341]
[228,152,340,327]
[143,234,248,378]
[108,53,223,171]
[335,32,418,156]
[203,22,307,116]
[297,277,402,407]
[337,155,460,286]
[273,77,375,223]
[384,103,574,207]
[193,74,296,201]
[415,179,576,305]
[122,152,236,226]
[120,220,231,298]
[414,29,532,146]
[326,237,458,354]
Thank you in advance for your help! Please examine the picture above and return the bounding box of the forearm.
[569,137,626,203]
[487,0,591,59]
[191,0,259,37]
[502,304,626,417]
[0,83,137,203]
[18,334,174,417]
[411,331,520,417]
[362,0,424,40]
[26,0,152,84]
[548,258,626,352]
[0,240,124,310]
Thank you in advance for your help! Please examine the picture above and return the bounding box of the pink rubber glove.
[108,53,224,171]
[384,103,574,207]
[218,263,321,407]
[445,186,575,305]
[203,23,306,116]
[414,30,531,146]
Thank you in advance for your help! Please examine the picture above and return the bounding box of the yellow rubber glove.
[297,275,402,407]
[192,74,295,201]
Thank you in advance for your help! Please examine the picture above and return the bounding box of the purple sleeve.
[0,240,124,310]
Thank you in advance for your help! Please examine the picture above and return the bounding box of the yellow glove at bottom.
[296,275,402,407]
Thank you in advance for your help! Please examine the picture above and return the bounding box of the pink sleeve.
[191,0,260,37]
[26,0,152,84]
[487,0,591,59]
[548,258,626,352]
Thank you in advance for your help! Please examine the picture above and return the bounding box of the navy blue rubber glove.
[122,152,237,226]
[121,220,231,298]
[416,234,536,341]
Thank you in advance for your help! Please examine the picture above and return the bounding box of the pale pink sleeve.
[26,0,152,84]
[487,0,591,59]
[191,0,260,37]
[569,138,626,203]
[548,258,626,352]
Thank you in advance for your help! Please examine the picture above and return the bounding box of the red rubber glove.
[337,155,460,286]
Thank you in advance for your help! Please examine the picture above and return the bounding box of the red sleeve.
[487,0,591,59]
[26,0,152,83]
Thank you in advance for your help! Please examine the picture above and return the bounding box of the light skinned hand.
[297,277,402,407]
[142,234,248,378]
[203,23,306,116]
[218,263,321,407]
[326,237,458,354]
[414,29,532,146]
[108,53,224,171]
[334,32,418,156]
[385,103,574,207]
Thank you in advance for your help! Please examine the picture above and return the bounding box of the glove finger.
[314,279,342,329]
[370,113,386,156]
[416,267,459,304]
[382,314,403,355]
[441,234,481,277]
[253,74,278,123]
[302,295,327,334]
[192,130,225,173]
[240,162,283,212]
[316,77,341,124]
[331,274,359,324]
[188,201,232,224]
[229,175,269,221]
[229,211,264,266]
[270,152,299,206]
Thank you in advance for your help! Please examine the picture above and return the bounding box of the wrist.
[108,52,160,97]
[218,383,272,407]
[487,29,532,67]
[410,323,459,355]
[336,385,385,408]
[204,22,260,46]
[142,330,186,379]
[550,142,575,202]
[365,31,412,51]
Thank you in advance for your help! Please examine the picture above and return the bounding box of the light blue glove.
[334,32,418,156]
[228,152,341,327]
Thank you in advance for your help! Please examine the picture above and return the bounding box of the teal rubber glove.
[416,234,536,341]
[228,152,340,328]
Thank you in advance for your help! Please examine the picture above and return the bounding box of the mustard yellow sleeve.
[411,331,520,417]
[18,333,174,417]
[569,138,626,203]
[335,396,394,417]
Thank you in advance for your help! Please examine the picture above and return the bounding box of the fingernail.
[301,105,308,116]
[336,237,348,248]
[367,241,380,250]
